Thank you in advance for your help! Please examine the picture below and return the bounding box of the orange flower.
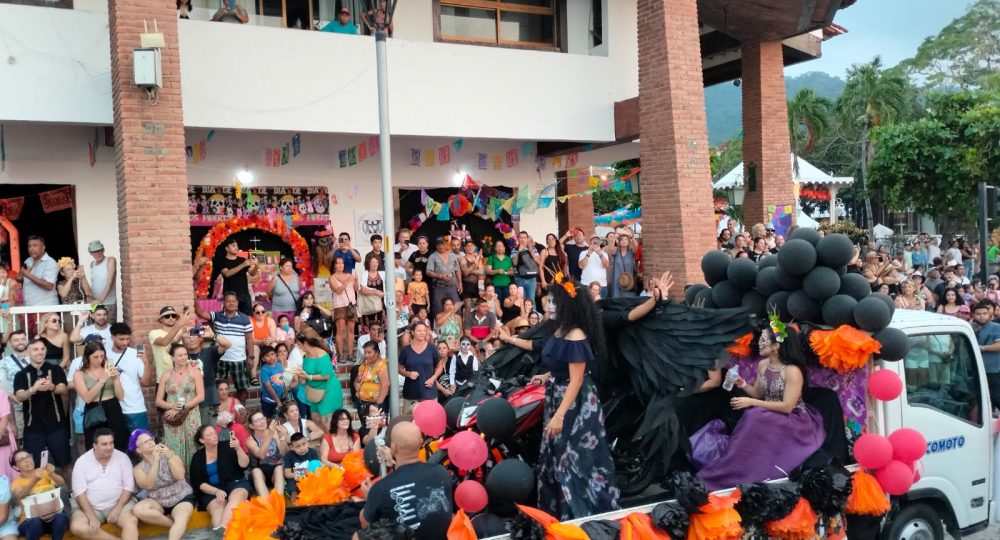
[846,470,890,516]
[810,325,882,373]
[726,333,753,358]
[224,489,285,540]
[688,489,743,540]
[296,466,350,506]
[763,497,818,540]
[341,450,372,489]
[447,509,477,540]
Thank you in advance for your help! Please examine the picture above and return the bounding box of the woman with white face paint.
[692,322,824,491]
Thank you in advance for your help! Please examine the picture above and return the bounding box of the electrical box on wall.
[133,48,162,89]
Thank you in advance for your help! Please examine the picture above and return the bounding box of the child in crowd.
[283,433,319,503]
[407,269,429,316]
[259,346,285,418]
[410,306,431,331]
[275,315,295,346]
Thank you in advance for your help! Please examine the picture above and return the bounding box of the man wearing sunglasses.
[149,305,196,383]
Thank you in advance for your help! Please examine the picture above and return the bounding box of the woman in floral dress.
[519,279,619,520]
[155,343,205,467]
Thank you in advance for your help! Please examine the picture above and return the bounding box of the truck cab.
[876,309,996,539]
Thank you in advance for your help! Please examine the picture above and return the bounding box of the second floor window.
[438,0,557,49]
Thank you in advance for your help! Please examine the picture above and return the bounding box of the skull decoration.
[278,194,296,215]
[209,194,226,215]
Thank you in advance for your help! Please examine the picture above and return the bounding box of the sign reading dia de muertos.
[188,185,331,227]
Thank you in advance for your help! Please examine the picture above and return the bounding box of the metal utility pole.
[372,0,400,416]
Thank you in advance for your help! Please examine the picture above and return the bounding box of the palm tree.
[787,88,832,175]
[835,56,910,231]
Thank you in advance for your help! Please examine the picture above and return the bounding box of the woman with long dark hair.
[527,279,618,520]
[73,341,128,452]
[319,409,359,467]
[694,324,824,491]
[538,233,569,292]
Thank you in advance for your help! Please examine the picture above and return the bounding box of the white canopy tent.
[714,155,854,224]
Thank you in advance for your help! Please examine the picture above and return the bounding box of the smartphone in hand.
[40,450,49,469]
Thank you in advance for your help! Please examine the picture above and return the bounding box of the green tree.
[868,90,1000,225]
[835,56,911,229]
[898,0,1000,91]
[788,88,833,175]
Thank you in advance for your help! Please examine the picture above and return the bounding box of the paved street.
[960,523,999,539]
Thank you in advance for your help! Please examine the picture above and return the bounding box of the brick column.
[741,40,793,228]
[566,196,595,236]
[108,1,191,339]
[637,0,716,289]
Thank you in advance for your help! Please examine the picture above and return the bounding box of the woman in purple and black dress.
[693,325,824,492]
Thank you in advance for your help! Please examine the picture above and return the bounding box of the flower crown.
[551,271,577,298]
[767,311,788,343]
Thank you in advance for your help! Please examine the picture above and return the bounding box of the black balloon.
[684,284,709,305]
[755,266,781,298]
[767,291,792,321]
[701,251,732,286]
[758,254,779,269]
[822,294,859,328]
[854,296,891,331]
[778,239,818,276]
[694,287,717,308]
[445,397,466,431]
[816,233,855,268]
[727,258,759,289]
[773,265,804,291]
[870,292,897,318]
[477,397,516,441]
[838,273,872,301]
[874,327,909,361]
[485,458,535,505]
[711,280,743,308]
[790,227,821,246]
[803,266,842,300]
[742,289,767,319]
[787,290,821,322]
[363,443,381,476]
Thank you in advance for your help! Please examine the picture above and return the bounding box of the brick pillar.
[637,0,716,289]
[566,196,595,236]
[741,40,793,229]
[108,1,191,339]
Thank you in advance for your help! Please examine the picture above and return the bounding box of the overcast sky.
[785,0,976,78]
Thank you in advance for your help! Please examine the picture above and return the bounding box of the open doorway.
[0,184,77,269]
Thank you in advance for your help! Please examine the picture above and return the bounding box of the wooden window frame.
[0,0,73,8]
[433,0,563,53]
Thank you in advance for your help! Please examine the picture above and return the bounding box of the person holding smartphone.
[190,425,249,531]
[13,340,72,479]
[218,238,259,316]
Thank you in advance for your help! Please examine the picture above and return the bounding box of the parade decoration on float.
[193,215,314,299]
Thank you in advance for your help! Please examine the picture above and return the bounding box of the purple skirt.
[693,404,824,492]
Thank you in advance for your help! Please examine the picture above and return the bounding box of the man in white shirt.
[394,228,418,266]
[579,235,610,297]
[69,307,113,351]
[106,323,152,434]
[69,428,138,540]
[16,235,59,306]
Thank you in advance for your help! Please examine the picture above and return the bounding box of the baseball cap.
[338,7,349,14]
[83,334,104,344]
[159,306,179,319]
[87,240,105,252]
[945,260,959,268]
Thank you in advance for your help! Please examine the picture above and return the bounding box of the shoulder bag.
[358,278,384,317]
[21,487,64,520]
[83,378,109,430]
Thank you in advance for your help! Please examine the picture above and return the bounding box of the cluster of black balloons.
[688,229,908,361]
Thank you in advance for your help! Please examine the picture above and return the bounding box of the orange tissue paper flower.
[295,466,350,506]
[341,449,372,490]
[447,509,477,540]
[726,333,753,358]
[621,512,671,540]
[810,325,881,373]
[224,489,285,540]
[515,504,590,540]
[763,497,818,540]
[846,470,890,516]
[687,489,742,540]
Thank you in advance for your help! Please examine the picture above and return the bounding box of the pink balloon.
[448,430,488,470]
[454,480,489,513]
[413,400,447,438]
[854,433,893,470]
[876,460,914,496]
[888,428,927,463]
[868,369,903,401]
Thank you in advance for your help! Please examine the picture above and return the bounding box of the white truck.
[489,309,1000,539]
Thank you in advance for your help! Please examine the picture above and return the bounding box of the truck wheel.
[882,503,945,540]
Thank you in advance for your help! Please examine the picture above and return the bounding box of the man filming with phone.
[219,238,259,316]
[14,339,72,480]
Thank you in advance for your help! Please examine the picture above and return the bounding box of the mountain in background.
[705,71,846,145]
